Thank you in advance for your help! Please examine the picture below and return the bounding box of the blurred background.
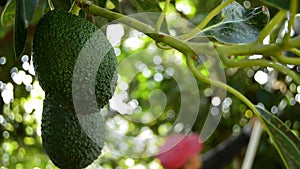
[0,0,300,168]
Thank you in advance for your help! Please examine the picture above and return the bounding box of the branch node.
[192,54,198,60]
[77,0,93,10]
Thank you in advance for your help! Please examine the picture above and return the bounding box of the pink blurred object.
[157,133,203,169]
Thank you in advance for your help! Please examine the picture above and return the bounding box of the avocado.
[33,9,118,114]
[41,97,105,169]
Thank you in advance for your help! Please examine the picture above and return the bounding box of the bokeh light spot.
[0,56,7,65]
[254,70,268,84]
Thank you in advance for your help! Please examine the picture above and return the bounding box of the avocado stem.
[47,0,54,10]
[69,1,81,16]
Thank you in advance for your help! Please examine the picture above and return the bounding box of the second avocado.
[42,98,105,169]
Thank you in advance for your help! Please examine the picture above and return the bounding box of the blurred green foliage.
[0,0,300,169]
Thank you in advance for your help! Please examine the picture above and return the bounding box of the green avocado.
[41,98,105,169]
[33,9,117,113]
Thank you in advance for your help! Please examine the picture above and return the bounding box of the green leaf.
[262,0,300,12]
[256,106,300,169]
[14,0,27,59]
[1,0,38,27]
[23,0,38,26]
[201,1,270,44]
[110,0,120,10]
[221,0,245,21]
[1,0,16,27]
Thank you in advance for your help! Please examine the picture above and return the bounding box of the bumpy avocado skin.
[41,98,105,169]
[33,9,117,112]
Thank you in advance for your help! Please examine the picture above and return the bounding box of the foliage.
[0,0,300,169]
[201,2,270,44]
[256,106,300,168]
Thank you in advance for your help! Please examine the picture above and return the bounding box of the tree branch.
[78,1,300,61]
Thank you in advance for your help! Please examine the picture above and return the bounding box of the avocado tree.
[0,0,300,168]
